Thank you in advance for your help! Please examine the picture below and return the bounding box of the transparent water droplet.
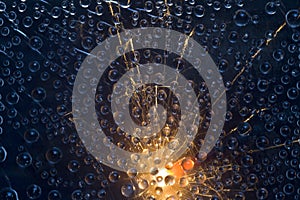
[194,5,205,17]
[286,9,300,28]
[29,36,43,50]
[48,190,62,200]
[31,87,46,102]
[51,7,61,19]
[26,184,42,199]
[121,183,135,197]
[16,152,32,168]
[108,171,120,183]
[24,128,40,143]
[233,9,250,27]
[0,146,7,163]
[45,147,63,164]
[0,188,19,200]
[265,2,277,15]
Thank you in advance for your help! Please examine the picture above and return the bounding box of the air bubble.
[265,2,277,15]
[194,5,205,17]
[1,26,10,36]
[272,49,284,61]
[0,188,19,200]
[259,62,272,75]
[31,87,46,102]
[233,9,250,27]
[26,184,42,199]
[48,190,62,200]
[79,0,91,8]
[0,146,7,163]
[51,7,61,18]
[138,179,149,190]
[16,152,32,168]
[285,9,300,28]
[45,147,63,164]
[287,87,299,100]
[256,188,268,199]
[121,183,135,197]
[18,3,27,12]
[6,91,20,105]
[24,128,40,143]
[108,171,120,183]
[29,36,43,50]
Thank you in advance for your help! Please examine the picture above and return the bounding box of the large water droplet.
[286,9,300,28]
[233,9,250,27]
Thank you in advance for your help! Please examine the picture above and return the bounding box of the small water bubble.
[29,36,43,50]
[18,2,27,12]
[256,188,268,199]
[108,171,120,183]
[287,87,299,100]
[233,9,250,27]
[259,62,272,75]
[46,147,63,164]
[80,0,91,8]
[285,9,300,28]
[31,87,46,102]
[228,31,239,43]
[51,7,61,19]
[0,188,19,200]
[121,183,135,197]
[16,152,32,168]
[257,79,269,92]
[84,173,96,185]
[138,179,149,190]
[0,146,7,163]
[144,1,153,12]
[48,190,62,200]
[95,5,104,16]
[26,184,42,199]
[237,122,252,136]
[24,128,40,143]
[68,160,80,173]
[273,49,284,61]
[265,2,277,15]
[194,5,205,17]
[1,26,10,36]
[0,1,6,12]
[6,92,19,105]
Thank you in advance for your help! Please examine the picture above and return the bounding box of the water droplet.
[51,7,61,19]
[31,87,46,102]
[233,9,250,27]
[0,146,7,163]
[79,0,91,8]
[108,171,120,183]
[121,183,135,197]
[259,62,272,75]
[26,184,42,199]
[6,91,19,105]
[48,190,62,200]
[194,5,205,17]
[0,188,19,200]
[287,87,299,100]
[138,179,148,190]
[29,36,43,50]
[45,147,63,164]
[16,152,32,168]
[0,1,6,12]
[24,129,40,143]
[265,2,277,15]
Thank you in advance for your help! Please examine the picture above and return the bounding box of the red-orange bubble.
[181,158,194,171]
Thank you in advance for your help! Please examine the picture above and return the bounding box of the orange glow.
[181,158,194,171]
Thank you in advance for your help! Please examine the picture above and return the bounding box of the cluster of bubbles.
[0,0,299,199]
